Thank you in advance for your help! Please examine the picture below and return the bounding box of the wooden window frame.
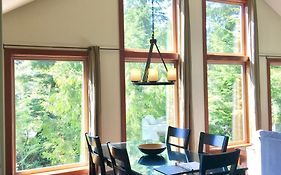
[4,48,89,175]
[266,57,281,131]
[202,0,250,147]
[119,0,180,141]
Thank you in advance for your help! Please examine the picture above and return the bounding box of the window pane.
[124,0,173,51]
[208,64,245,142]
[270,65,281,132]
[125,62,175,142]
[206,1,242,54]
[15,60,84,171]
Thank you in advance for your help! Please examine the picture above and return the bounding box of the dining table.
[101,141,247,175]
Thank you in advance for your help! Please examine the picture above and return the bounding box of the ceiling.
[2,0,35,14]
[2,0,281,16]
[264,0,281,16]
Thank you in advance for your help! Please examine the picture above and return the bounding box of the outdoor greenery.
[206,1,241,54]
[125,63,175,142]
[270,66,281,132]
[124,0,172,51]
[206,1,244,141]
[15,60,83,170]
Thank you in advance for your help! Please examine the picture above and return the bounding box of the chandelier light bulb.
[130,69,141,82]
[148,69,158,82]
[167,68,177,81]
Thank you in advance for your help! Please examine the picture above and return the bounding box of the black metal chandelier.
[130,0,176,86]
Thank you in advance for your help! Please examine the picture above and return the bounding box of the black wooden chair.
[198,132,229,153]
[166,126,191,150]
[106,142,141,175]
[85,133,113,175]
[199,149,241,175]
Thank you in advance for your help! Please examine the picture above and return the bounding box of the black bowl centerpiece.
[138,143,166,156]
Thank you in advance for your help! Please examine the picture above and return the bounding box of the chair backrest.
[85,133,106,175]
[166,126,191,149]
[198,132,229,153]
[199,149,240,175]
[107,142,136,175]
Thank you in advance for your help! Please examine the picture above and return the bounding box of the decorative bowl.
[138,143,166,155]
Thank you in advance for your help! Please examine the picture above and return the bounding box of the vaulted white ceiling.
[264,0,281,16]
[2,0,35,14]
[2,0,281,16]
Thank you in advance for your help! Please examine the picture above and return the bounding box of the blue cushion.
[259,130,281,140]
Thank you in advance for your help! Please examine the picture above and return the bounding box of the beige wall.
[2,0,281,170]
[257,0,281,130]
[3,0,121,143]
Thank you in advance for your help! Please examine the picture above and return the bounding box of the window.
[5,49,89,174]
[203,0,249,145]
[121,0,179,141]
[124,0,175,52]
[267,58,281,132]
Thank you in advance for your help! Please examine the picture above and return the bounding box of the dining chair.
[199,149,241,175]
[85,133,113,175]
[198,132,229,153]
[106,142,141,175]
[166,126,191,150]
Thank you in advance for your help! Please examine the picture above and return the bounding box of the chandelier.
[130,0,176,86]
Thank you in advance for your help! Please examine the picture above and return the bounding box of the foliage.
[15,60,83,170]
[124,0,172,51]
[270,66,281,131]
[206,1,241,53]
[208,64,243,140]
[125,62,175,141]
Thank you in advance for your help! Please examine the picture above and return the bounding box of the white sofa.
[247,130,281,175]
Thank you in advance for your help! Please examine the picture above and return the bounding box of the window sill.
[19,166,88,175]
[227,143,252,149]
[209,143,252,153]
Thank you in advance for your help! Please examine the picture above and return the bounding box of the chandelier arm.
[151,0,155,38]
[154,42,168,72]
[142,42,154,82]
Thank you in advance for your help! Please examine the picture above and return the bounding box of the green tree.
[270,66,281,131]
[15,60,83,170]
[124,0,172,50]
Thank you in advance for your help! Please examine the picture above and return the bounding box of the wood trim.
[202,0,209,134]
[267,58,273,131]
[17,164,87,175]
[173,0,179,53]
[118,0,126,142]
[243,61,250,143]
[207,0,247,5]
[174,61,180,128]
[5,48,16,175]
[241,3,247,56]
[207,55,249,64]
[124,51,178,60]
[4,48,89,175]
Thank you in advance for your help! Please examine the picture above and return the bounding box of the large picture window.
[121,0,179,141]
[5,49,89,174]
[203,0,249,145]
